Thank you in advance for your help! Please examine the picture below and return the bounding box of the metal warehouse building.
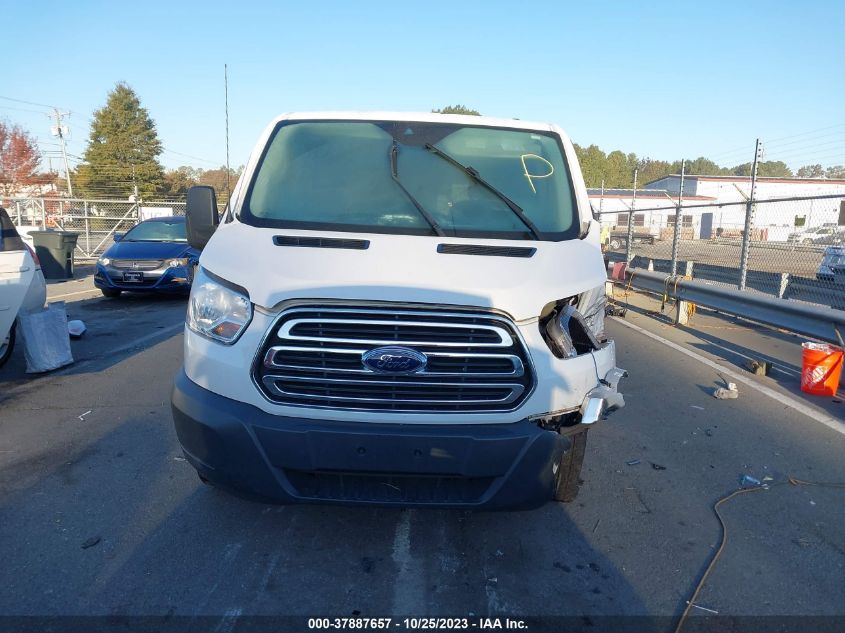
[590,176,845,242]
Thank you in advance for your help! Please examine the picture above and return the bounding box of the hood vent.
[273,235,370,250]
[437,244,536,258]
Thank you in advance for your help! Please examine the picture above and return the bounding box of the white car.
[790,224,845,245]
[1,208,47,367]
[171,112,627,510]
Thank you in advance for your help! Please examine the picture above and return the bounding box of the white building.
[589,188,717,241]
[641,175,845,241]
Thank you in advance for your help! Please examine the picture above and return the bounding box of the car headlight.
[187,267,252,344]
[167,258,190,268]
[98,257,111,266]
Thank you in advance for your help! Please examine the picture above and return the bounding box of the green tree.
[432,105,481,116]
[635,158,673,185]
[573,144,607,188]
[604,150,633,188]
[731,161,793,177]
[681,157,729,176]
[797,164,824,178]
[76,82,164,198]
[825,165,845,179]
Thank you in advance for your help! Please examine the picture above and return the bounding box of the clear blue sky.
[3,0,844,173]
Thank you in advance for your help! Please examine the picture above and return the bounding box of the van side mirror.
[186,186,219,250]
[113,233,124,242]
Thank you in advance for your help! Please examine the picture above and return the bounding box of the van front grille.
[252,306,534,412]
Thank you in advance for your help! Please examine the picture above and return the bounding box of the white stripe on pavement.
[49,288,102,300]
[611,316,845,438]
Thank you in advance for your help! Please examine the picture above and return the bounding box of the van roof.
[274,111,559,134]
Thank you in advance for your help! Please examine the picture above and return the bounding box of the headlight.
[98,257,111,266]
[167,258,189,268]
[187,267,252,344]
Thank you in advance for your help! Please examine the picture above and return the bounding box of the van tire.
[101,288,122,298]
[609,238,623,250]
[554,429,588,502]
[0,322,15,368]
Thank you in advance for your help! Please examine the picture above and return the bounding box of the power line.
[765,130,845,151]
[0,105,49,115]
[0,94,63,111]
[766,122,845,144]
[161,148,222,166]
[765,143,845,162]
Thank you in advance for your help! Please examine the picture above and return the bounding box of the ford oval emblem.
[362,346,428,374]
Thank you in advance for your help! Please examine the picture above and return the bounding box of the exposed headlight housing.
[98,256,111,266]
[542,301,601,359]
[187,267,252,344]
[167,258,190,268]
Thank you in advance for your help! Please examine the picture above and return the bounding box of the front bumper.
[171,370,571,510]
[94,264,192,293]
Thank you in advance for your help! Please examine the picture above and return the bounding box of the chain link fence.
[601,193,845,309]
[1,197,187,259]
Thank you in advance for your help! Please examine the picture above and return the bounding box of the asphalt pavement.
[613,239,825,276]
[1,273,844,632]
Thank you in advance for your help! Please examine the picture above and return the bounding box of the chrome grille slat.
[262,376,524,405]
[252,306,535,413]
[263,347,524,377]
[278,318,511,347]
[111,259,163,270]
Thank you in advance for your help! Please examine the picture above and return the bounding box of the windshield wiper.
[424,143,542,240]
[390,140,445,237]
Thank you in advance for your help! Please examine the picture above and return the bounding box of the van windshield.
[242,120,579,241]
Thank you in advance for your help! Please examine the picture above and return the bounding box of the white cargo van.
[171,112,625,509]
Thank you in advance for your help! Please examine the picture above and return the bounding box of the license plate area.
[123,271,144,282]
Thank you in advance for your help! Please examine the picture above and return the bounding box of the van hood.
[200,223,605,321]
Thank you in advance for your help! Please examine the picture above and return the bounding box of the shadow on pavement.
[0,414,649,624]
[0,292,187,392]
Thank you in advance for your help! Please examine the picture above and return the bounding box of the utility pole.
[625,169,638,262]
[671,160,686,276]
[738,138,764,290]
[48,109,74,196]
[225,63,231,207]
[599,179,605,215]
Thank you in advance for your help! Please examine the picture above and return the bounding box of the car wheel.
[0,322,16,368]
[609,238,622,250]
[553,429,588,503]
[101,288,122,298]
[802,238,813,245]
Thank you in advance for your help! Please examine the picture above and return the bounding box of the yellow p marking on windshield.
[520,154,554,194]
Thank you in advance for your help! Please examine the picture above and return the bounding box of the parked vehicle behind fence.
[171,112,626,509]
[94,216,199,298]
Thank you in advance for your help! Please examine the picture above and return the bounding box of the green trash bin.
[29,230,80,279]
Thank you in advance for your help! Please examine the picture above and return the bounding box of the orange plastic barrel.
[800,342,844,396]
